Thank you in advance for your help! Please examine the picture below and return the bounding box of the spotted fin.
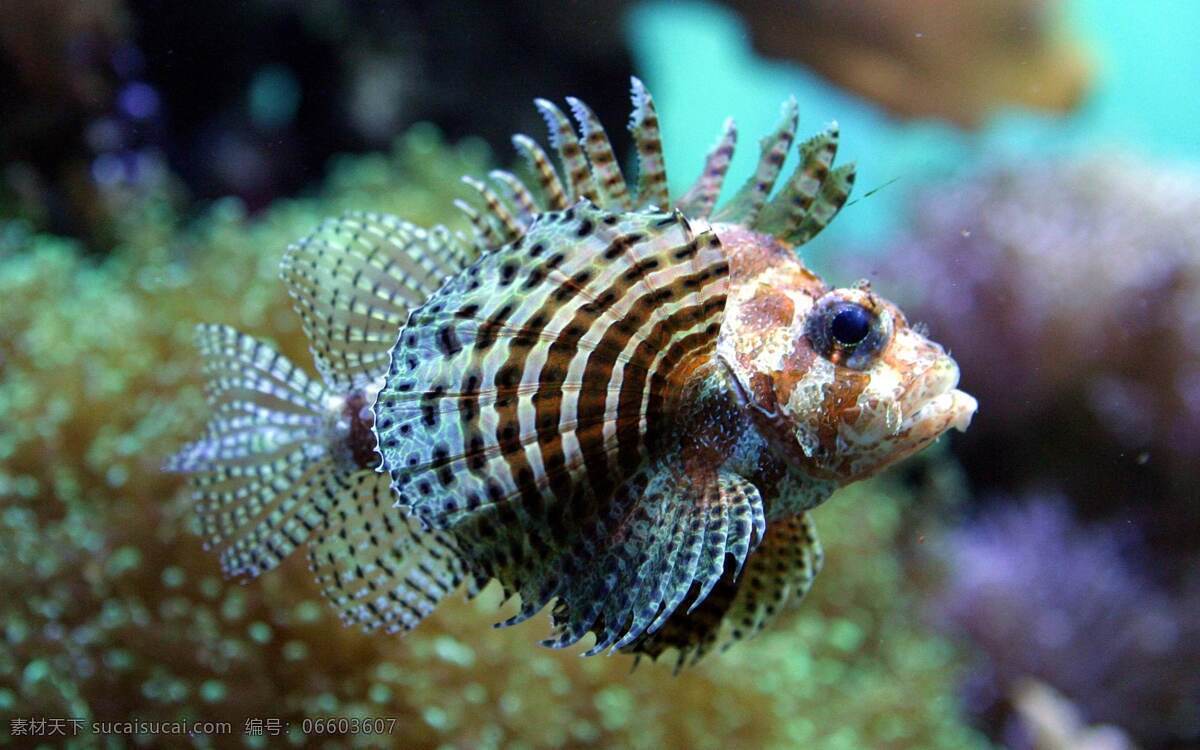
[165,324,344,579]
[712,96,799,225]
[167,325,461,634]
[308,471,464,633]
[675,117,737,219]
[625,512,823,668]
[281,212,475,392]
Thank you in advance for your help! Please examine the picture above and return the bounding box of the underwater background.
[1,1,1197,748]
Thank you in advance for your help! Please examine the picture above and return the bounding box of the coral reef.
[851,156,1200,564]
[932,497,1200,747]
[0,128,987,748]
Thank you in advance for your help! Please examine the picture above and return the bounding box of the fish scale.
[167,76,976,667]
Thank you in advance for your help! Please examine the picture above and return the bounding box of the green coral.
[0,127,988,749]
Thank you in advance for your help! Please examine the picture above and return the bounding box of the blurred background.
[1,1,1197,748]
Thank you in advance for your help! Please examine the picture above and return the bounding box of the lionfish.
[168,79,976,667]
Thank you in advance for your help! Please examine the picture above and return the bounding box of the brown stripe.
[471,230,652,535]
[578,267,727,495]
[616,297,725,471]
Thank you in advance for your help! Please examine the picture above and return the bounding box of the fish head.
[714,224,977,484]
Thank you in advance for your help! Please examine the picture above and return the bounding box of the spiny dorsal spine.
[566,96,632,210]
[675,117,737,219]
[711,96,799,225]
[456,78,855,261]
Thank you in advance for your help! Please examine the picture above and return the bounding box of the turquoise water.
[628,0,1200,252]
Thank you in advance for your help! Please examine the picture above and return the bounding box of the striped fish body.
[376,202,745,652]
[168,78,976,668]
[377,204,726,534]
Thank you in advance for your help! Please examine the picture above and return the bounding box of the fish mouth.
[899,357,978,439]
[901,387,977,435]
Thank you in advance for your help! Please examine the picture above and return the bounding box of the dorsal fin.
[465,82,854,265]
[460,176,524,244]
[675,117,737,219]
[566,96,632,210]
[787,163,856,245]
[628,77,670,209]
[280,212,474,391]
[753,125,839,238]
[535,98,600,205]
[488,169,540,224]
[512,134,569,211]
[712,96,799,225]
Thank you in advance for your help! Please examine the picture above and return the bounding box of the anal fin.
[308,471,465,634]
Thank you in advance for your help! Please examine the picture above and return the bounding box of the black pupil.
[830,305,872,347]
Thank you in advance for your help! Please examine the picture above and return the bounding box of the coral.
[0,127,986,748]
[852,156,1200,559]
[1007,679,1135,750]
[932,497,1200,747]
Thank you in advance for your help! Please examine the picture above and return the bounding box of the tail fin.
[166,324,462,632]
[165,324,342,578]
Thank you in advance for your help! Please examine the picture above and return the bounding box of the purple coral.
[853,156,1200,553]
[870,157,1200,435]
[932,496,1200,746]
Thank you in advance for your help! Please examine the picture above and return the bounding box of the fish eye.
[830,304,872,348]
[805,295,889,369]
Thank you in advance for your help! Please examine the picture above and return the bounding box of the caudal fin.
[166,324,462,633]
[166,324,343,578]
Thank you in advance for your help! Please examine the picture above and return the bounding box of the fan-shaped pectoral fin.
[541,460,767,656]
[620,511,823,667]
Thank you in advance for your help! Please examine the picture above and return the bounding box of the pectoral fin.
[539,460,766,656]
[624,511,824,668]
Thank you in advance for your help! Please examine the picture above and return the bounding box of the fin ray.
[281,213,471,390]
[567,96,632,210]
[675,118,737,219]
[628,77,670,209]
[624,512,823,664]
[712,97,799,224]
[308,471,464,633]
[166,325,342,578]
